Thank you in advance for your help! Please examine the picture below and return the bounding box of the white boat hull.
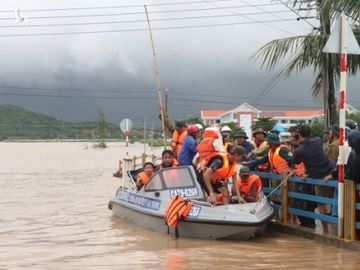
[110,199,272,240]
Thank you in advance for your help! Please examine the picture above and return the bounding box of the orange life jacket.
[224,142,233,153]
[197,129,221,165]
[211,153,237,183]
[158,159,179,170]
[238,175,262,198]
[281,144,306,176]
[251,140,269,171]
[171,130,187,157]
[294,163,306,176]
[164,195,193,228]
[268,146,290,174]
[136,171,153,186]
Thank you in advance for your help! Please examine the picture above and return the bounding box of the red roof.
[283,110,323,117]
[261,110,323,118]
[202,110,226,118]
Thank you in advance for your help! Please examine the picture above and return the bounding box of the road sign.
[323,15,360,55]
[120,118,133,134]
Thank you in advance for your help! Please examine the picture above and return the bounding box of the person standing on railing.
[292,125,335,234]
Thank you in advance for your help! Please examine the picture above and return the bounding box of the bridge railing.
[253,171,339,223]
[254,171,360,241]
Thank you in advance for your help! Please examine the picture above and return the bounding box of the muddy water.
[0,142,359,270]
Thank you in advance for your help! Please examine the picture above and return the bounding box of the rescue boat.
[108,166,275,240]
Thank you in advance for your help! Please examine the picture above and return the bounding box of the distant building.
[201,103,359,138]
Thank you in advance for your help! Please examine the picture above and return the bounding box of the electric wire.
[0,18,298,37]
[201,0,295,35]
[0,1,296,13]
[0,4,298,20]
[0,10,295,29]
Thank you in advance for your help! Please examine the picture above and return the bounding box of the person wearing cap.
[233,167,262,203]
[234,131,254,155]
[248,128,270,171]
[178,125,200,166]
[196,123,204,139]
[243,134,293,174]
[221,126,233,152]
[171,120,187,158]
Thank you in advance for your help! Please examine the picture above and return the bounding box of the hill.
[0,104,124,140]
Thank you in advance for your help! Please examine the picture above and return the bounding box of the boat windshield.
[145,166,196,191]
[162,167,194,189]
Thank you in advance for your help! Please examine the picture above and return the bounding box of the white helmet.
[221,126,231,132]
[196,123,204,130]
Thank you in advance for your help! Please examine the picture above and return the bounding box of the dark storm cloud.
[0,0,359,125]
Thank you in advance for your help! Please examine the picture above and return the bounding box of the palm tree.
[254,0,360,125]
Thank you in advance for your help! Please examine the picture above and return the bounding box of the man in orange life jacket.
[244,134,293,174]
[248,129,270,171]
[136,162,155,190]
[157,150,179,171]
[234,166,262,203]
[171,121,187,158]
[202,146,245,204]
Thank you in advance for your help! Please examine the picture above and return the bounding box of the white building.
[201,103,359,135]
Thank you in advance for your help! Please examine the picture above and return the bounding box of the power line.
[2,88,352,109]
[201,0,295,35]
[0,92,157,100]
[0,84,322,103]
[172,97,321,109]
[238,0,309,30]
[0,10,294,29]
[0,1,294,13]
[251,46,303,105]
[0,4,296,20]
[274,0,316,29]
[0,85,153,94]
[0,18,297,37]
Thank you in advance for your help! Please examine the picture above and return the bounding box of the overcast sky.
[0,0,359,125]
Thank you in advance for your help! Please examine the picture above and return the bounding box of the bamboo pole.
[144,5,167,150]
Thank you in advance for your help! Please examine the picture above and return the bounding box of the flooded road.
[0,142,359,269]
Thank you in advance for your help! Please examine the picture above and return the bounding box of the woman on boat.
[136,162,155,190]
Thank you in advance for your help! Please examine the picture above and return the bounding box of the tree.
[254,0,360,126]
[252,117,276,132]
[96,107,107,148]
[184,116,203,125]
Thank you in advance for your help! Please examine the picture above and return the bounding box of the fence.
[253,171,359,241]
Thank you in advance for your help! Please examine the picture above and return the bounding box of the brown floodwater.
[1,142,359,269]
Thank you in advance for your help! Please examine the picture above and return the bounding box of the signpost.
[120,118,133,156]
[323,14,360,238]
